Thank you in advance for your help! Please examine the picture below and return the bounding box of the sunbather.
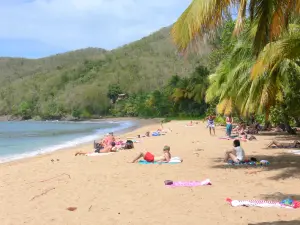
[224,140,245,163]
[266,140,300,148]
[75,142,117,156]
[131,145,172,163]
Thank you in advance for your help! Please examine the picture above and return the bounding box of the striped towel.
[226,198,297,209]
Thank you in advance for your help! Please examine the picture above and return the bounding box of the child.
[206,115,216,135]
[131,145,171,163]
[224,140,245,163]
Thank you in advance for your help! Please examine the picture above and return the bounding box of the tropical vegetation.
[171,0,300,133]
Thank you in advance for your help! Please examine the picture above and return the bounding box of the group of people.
[75,132,134,156]
[205,114,233,137]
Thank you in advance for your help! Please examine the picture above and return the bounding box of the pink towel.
[166,179,211,187]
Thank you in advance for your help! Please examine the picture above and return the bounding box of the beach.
[1,120,300,225]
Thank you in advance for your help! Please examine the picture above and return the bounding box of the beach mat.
[138,157,182,164]
[165,179,211,187]
[219,135,238,140]
[225,160,270,167]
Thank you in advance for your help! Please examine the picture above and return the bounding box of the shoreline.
[0,118,161,167]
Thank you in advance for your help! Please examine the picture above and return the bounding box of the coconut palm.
[171,0,300,55]
[252,24,300,78]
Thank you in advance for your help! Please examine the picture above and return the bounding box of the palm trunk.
[281,104,296,134]
[263,108,271,131]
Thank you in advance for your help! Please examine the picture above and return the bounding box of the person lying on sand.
[186,121,193,126]
[224,140,245,163]
[75,142,117,156]
[131,145,172,163]
[266,140,300,149]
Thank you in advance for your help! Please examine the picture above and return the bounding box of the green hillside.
[0,27,208,119]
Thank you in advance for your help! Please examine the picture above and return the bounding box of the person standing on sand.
[206,115,216,135]
[131,145,172,163]
[226,115,233,137]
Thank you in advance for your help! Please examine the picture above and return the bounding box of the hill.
[0,27,209,119]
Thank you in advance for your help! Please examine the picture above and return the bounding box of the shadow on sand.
[211,153,300,180]
[248,221,300,225]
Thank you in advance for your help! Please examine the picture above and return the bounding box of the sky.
[0,0,192,58]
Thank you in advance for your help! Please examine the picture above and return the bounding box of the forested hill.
[0,26,208,119]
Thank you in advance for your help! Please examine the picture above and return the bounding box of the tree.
[171,0,299,56]
[107,84,122,104]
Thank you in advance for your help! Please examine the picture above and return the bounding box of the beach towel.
[152,132,161,136]
[225,160,270,166]
[165,179,211,187]
[86,152,112,156]
[226,198,300,209]
[138,157,182,164]
[288,150,300,155]
[219,135,238,140]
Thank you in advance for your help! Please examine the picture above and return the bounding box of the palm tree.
[171,0,299,55]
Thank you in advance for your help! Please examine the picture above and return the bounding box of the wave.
[0,120,136,163]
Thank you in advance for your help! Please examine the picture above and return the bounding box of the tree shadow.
[259,192,300,201]
[248,221,300,225]
[211,153,300,180]
[273,134,300,141]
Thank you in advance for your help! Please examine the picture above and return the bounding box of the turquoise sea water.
[0,120,135,163]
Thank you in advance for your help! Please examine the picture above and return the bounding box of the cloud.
[0,0,191,56]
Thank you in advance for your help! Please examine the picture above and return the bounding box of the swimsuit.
[144,152,155,162]
[207,119,215,128]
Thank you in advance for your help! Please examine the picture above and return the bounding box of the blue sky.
[0,0,192,58]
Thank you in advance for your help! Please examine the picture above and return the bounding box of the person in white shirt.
[224,140,245,163]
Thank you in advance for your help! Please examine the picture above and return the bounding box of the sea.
[0,120,136,163]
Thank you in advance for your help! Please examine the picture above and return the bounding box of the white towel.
[289,150,300,155]
[169,157,182,163]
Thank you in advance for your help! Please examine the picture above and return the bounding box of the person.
[131,145,172,163]
[224,140,245,163]
[226,115,233,137]
[75,142,117,156]
[206,115,216,135]
[266,140,300,149]
[186,121,193,126]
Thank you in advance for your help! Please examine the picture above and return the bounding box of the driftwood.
[30,187,55,201]
[88,205,93,212]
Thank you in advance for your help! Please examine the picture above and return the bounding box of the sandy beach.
[1,120,300,225]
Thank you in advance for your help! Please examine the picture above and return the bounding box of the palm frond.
[171,0,232,52]
[233,0,247,35]
[252,31,300,78]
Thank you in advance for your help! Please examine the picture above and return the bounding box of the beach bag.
[125,140,134,149]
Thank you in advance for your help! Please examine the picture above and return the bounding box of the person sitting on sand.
[131,145,172,163]
[75,142,117,156]
[224,140,245,163]
[266,140,300,149]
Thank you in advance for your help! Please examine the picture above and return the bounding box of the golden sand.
[0,120,300,225]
